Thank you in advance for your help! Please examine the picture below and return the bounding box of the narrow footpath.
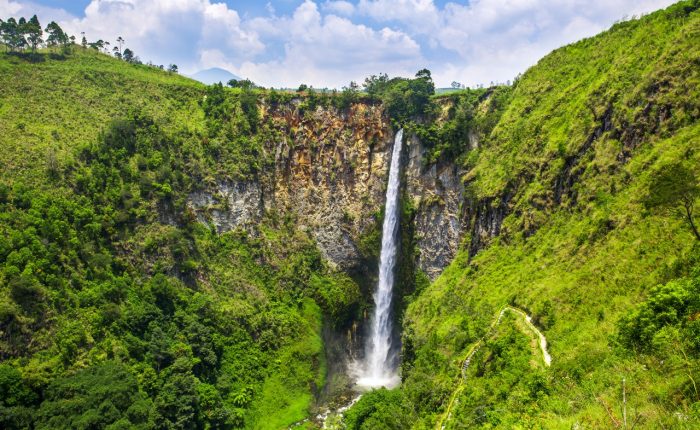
[436,306,552,430]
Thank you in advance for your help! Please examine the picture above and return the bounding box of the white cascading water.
[356,129,403,389]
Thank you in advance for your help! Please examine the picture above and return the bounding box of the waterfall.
[356,129,403,389]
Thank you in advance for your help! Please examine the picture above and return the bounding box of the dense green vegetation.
[2,1,700,429]
[343,1,700,428]
[0,41,364,429]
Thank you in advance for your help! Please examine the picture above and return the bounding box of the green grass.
[389,2,700,428]
[0,47,360,429]
[0,48,205,186]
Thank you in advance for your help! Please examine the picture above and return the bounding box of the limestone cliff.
[187,98,476,280]
[405,134,465,280]
[188,100,393,272]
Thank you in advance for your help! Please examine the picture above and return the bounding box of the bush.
[618,272,700,353]
[35,362,151,430]
[343,388,415,430]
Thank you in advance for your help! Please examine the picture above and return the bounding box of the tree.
[644,162,700,241]
[451,81,463,89]
[1,18,26,52]
[167,64,178,73]
[415,68,435,93]
[297,83,309,93]
[88,39,104,51]
[227,78,256,90]
[336,81,359,111]
[0,18,15,51]
[122,48,134,63]
[363,73,390,97]
[152,357,198,429]
[45,21,67,52]
[116,36,124,55]
[112,45,121,59]
[35,362,151,429]
[80,32,86,48]
[15,18,28,51]
[25,15,43,52]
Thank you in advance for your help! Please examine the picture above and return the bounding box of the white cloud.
[236,1,422,87]
[358,0,439,29]
[0,0,22,16]
[0,0,681,88]
[0,0,73,22]
[322,0,355,16]
[53,0,263,72]
[429,0,676,86]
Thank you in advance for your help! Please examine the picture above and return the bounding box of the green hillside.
[0,47,204,185]
[0,46,359,429]
[1,1,700,429]
[377,2,700,429]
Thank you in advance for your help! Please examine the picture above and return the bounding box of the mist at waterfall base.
[352,129,403,390]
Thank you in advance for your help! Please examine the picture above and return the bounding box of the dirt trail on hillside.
[437,306,552,430]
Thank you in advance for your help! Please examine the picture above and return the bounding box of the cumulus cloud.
[358,0,439,29]
[0,0,73,22]
[0,0,22,16]
[55,0,264,72]
[236,1,423,87]
[429,0,676,86]
[0,0,680,87]
[322,0,355,16]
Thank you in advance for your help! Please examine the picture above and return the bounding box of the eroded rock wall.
[186,99,473,280]
[405,134,465,281]
[188,101,394,271]
[263,101,393,270]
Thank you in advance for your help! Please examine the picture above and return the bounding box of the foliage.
[643,161,700,241]
[365,69,435,124]
[35,362,151,430]
[343,388,415,430]
[361,2,700,428]
[618,271,700,353]
[44,21,69,52]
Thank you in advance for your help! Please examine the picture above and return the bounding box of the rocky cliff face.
[405,134,465,280]
[186,100,472,280]
[188,181,263,233]
[188,100,394,272]
[262,101,392,270]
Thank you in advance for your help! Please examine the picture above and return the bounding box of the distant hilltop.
[189,67,241,85]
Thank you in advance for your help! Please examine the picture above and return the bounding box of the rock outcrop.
[186,99,475,279]
[188,181,263,233]
[263,101,392,270]
[188,100,394,271]
[404,134,465,280]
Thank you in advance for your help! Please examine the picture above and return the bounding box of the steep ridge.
[0,46,462,429]
[395,2,700,429]
[0,49,398,429]
[1,1,699,428]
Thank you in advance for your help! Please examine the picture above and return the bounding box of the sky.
[0,0,678,88]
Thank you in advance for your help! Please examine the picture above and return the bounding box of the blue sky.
[0,0,677,88]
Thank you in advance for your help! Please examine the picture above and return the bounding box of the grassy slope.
[0,48,338,429]
[403,2,700,428]
[0,48,204,185]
